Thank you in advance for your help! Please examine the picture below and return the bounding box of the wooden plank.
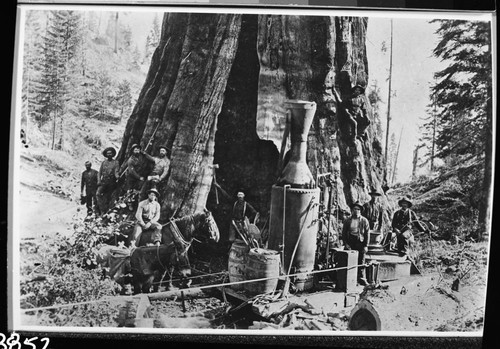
[218,287,249,303]
[147,288,205,301]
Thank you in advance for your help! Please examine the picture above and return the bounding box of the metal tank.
[268,100,320,291]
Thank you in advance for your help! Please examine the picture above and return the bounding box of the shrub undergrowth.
[20,192,139,326]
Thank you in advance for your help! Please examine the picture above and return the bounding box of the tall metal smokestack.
[268,100,320,292]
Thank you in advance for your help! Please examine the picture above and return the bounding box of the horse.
[129,209,220,294]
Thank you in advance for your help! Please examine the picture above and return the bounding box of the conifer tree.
[115,79,132,122]
[430,20,491,160]
[427,19,492,239]
[22,10,45,136]
[38,10,81,149]
[367,80,384,138]
[143,14,161,63]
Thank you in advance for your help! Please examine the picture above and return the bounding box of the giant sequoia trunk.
[117,13,242,218]
[116,13,389,242]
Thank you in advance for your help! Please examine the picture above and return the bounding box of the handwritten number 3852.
[0,333,50,349]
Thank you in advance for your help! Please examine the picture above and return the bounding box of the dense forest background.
[21,10,158,158]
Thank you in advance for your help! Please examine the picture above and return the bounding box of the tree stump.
[348,288,396,331]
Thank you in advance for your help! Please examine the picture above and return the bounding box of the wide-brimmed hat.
[102,147,116,157]
[398,196,413,208]
[351,84,366,94]
[351,201,363,210]
[130,143,142,152]
[147,188,160,198]
[158,145,169,152]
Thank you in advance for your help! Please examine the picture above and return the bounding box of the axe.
[209,164,220,204]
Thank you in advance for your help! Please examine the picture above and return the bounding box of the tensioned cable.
[20,261,370,313]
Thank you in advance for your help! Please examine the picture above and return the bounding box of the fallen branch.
[433,286,461,304]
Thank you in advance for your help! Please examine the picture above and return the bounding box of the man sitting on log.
[389,196,426,256]
[342,201,370,286]
[130,188,162,247]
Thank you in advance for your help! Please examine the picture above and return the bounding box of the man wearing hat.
[342,201,370,286]
[139,145,171,200]
[228,190,258,245]
[126,143,149,191]
[362,188,390,231]
[332,84,371,142]
[81,161,99,216]
[390,196,425,256]
[131,188,162,247]
[97,147,120,214]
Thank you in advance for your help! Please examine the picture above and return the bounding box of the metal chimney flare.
[268,100,320,292]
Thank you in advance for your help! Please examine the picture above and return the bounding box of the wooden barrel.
[228,240,249,290]
[244,248,281,296]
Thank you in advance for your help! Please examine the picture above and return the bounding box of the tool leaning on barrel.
[228,191,259,249]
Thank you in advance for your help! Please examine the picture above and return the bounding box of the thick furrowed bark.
[160,14,242,218]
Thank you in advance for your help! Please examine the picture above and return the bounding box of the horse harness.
[156,215,210,273]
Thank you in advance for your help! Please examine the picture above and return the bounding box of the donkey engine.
[267,100,320,292]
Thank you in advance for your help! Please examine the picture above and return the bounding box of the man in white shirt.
[342,201,370,286]
[131,188,162,247]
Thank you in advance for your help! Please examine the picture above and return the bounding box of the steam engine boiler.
[267,100,320,291]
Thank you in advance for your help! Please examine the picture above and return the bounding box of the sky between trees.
[367,16,446,183]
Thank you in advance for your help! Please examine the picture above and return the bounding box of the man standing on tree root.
[390,196,425,256]
[97,147,119,215]
[228,191,257,245]
[126,144,149,191]
[362,188,390,231]
[333,84,371,143]
[131,188,162,247]
[342,201,370,286]
[81,161,99,216]
[139,145,170,200]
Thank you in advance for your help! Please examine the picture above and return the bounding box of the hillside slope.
[18,116,127,239]
[387,159,485,241]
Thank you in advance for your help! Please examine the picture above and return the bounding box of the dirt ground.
[18,149,86,240]
[357,273,486,331]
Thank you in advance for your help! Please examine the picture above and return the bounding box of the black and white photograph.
[8,1,495,342]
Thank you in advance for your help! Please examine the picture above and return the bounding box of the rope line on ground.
[151,271,228,285]
[20,262,369,313]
